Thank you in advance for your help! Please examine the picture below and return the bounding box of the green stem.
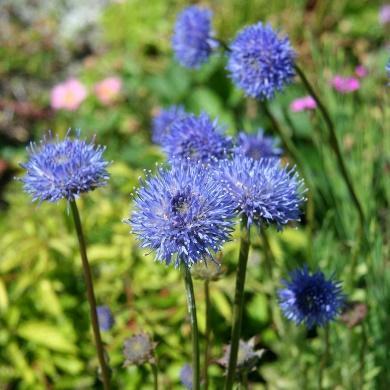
[70,201,110,390]
[294,64,365,227]
[204,280,211,390]
[318,325,330,390]
[224,216,250,390]
[151,362,159,390]
[184,266,200,390]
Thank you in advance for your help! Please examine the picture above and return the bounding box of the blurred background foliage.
[0,0,389,389]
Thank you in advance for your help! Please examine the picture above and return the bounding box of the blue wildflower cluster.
[21,131,109,203]
[97,306,115,331]
[218,155,305,228]
[162,112,233,163]
[236,129,282,159]
[127,160,236,268]
[180,364,193,389]
[226,23,296,100]
[278,266,344,328]
[152,105,187,145]
[123,333,156,366]
[172,6,215,68]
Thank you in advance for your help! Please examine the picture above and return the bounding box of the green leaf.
[18,321,76,353]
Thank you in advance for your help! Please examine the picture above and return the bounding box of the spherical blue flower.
[97,305,115,331]
[20,131,109,203]
[217,155,305,228]
[278,266,344,328]
[179,364,193,389]
[386,58,390,81]
[163,112,233,163]
[127,160,236,267]
[235,129,282,160]
[152,105,187,145]
[227,23,295,100]
[172,6,215,68]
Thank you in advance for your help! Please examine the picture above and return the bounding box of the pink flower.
[50,79,87,111]
[94,77,122,105]
[379,4,390,25]
[290,96,317,112]
[355,65,368,78]
[331,76,360,93]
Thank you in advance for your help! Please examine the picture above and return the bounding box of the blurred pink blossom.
[290,96,317,112]
[379,4,390,24]
[331,76,360,93]
[355,65,368,78]
[51,79,87,111]
[94,77,122,105]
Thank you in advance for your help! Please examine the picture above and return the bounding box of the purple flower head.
[217,155,305,228]
[172,6,215,68]
[278,266,345,328]
[97,306,115,331]
[235,129,282,160]
[180,364,193,389]
[290,96,317,112]
[20,131,109,203]
[163,112,233,163]
[123,333,156,366]
[386,58,390,80]
[379,4,390,25]
[152,105,187,145]
[227,23,295,100]
[127,160,236,268]
[354,65,368,79]
[331,75,360,93]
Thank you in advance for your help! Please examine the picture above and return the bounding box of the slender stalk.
[204,280,211,390]
[318,325,330,390]
[70,201,110,390]
[224,216,250,390]
[151,362,159,390]
[183,265,200,390]
[294,64,365,227]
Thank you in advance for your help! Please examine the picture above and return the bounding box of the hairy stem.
[224,215,250,390]
[184,266,200,390]
[70,201,110,390]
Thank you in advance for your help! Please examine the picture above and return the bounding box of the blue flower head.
[20,131,109,203]
[97,305,115,331]
[278,266,344,328]
[127,160,236,268]
[227,23,296,100]
[236,129,282,160]
[386,58,390,81]
[123,333,156,366]
[163,112,233,163]
[217,155,305,228]
[180,364,193,389]
[152,105,187,145]
[172,6,215,68]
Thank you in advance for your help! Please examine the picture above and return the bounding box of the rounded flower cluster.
[163,112,232,163]
[218,155,305,228]
[152,105,187,145]
[278,266,344,328]
[227,23,295,100]
[179,364,193,389]
[172,6,215,68]
[235,129,282,160]
[21,132,109,203]
[123,333,156,366]
[97,306,115,331]
[127,160,236,267]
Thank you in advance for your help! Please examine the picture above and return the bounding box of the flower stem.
[183,265,200,390]
[318,325,330,389]
[294,64,365,227]
[151,362,159,390]
[224,215,250,390]
[204,280,211,390]
[70,201,111,390]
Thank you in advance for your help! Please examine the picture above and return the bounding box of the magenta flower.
[379,4,390,25]
[331,76,360,94]
[290,96,317,112]
[355,65,368,78]
[94,76,122,105]
[50,79,87,111]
